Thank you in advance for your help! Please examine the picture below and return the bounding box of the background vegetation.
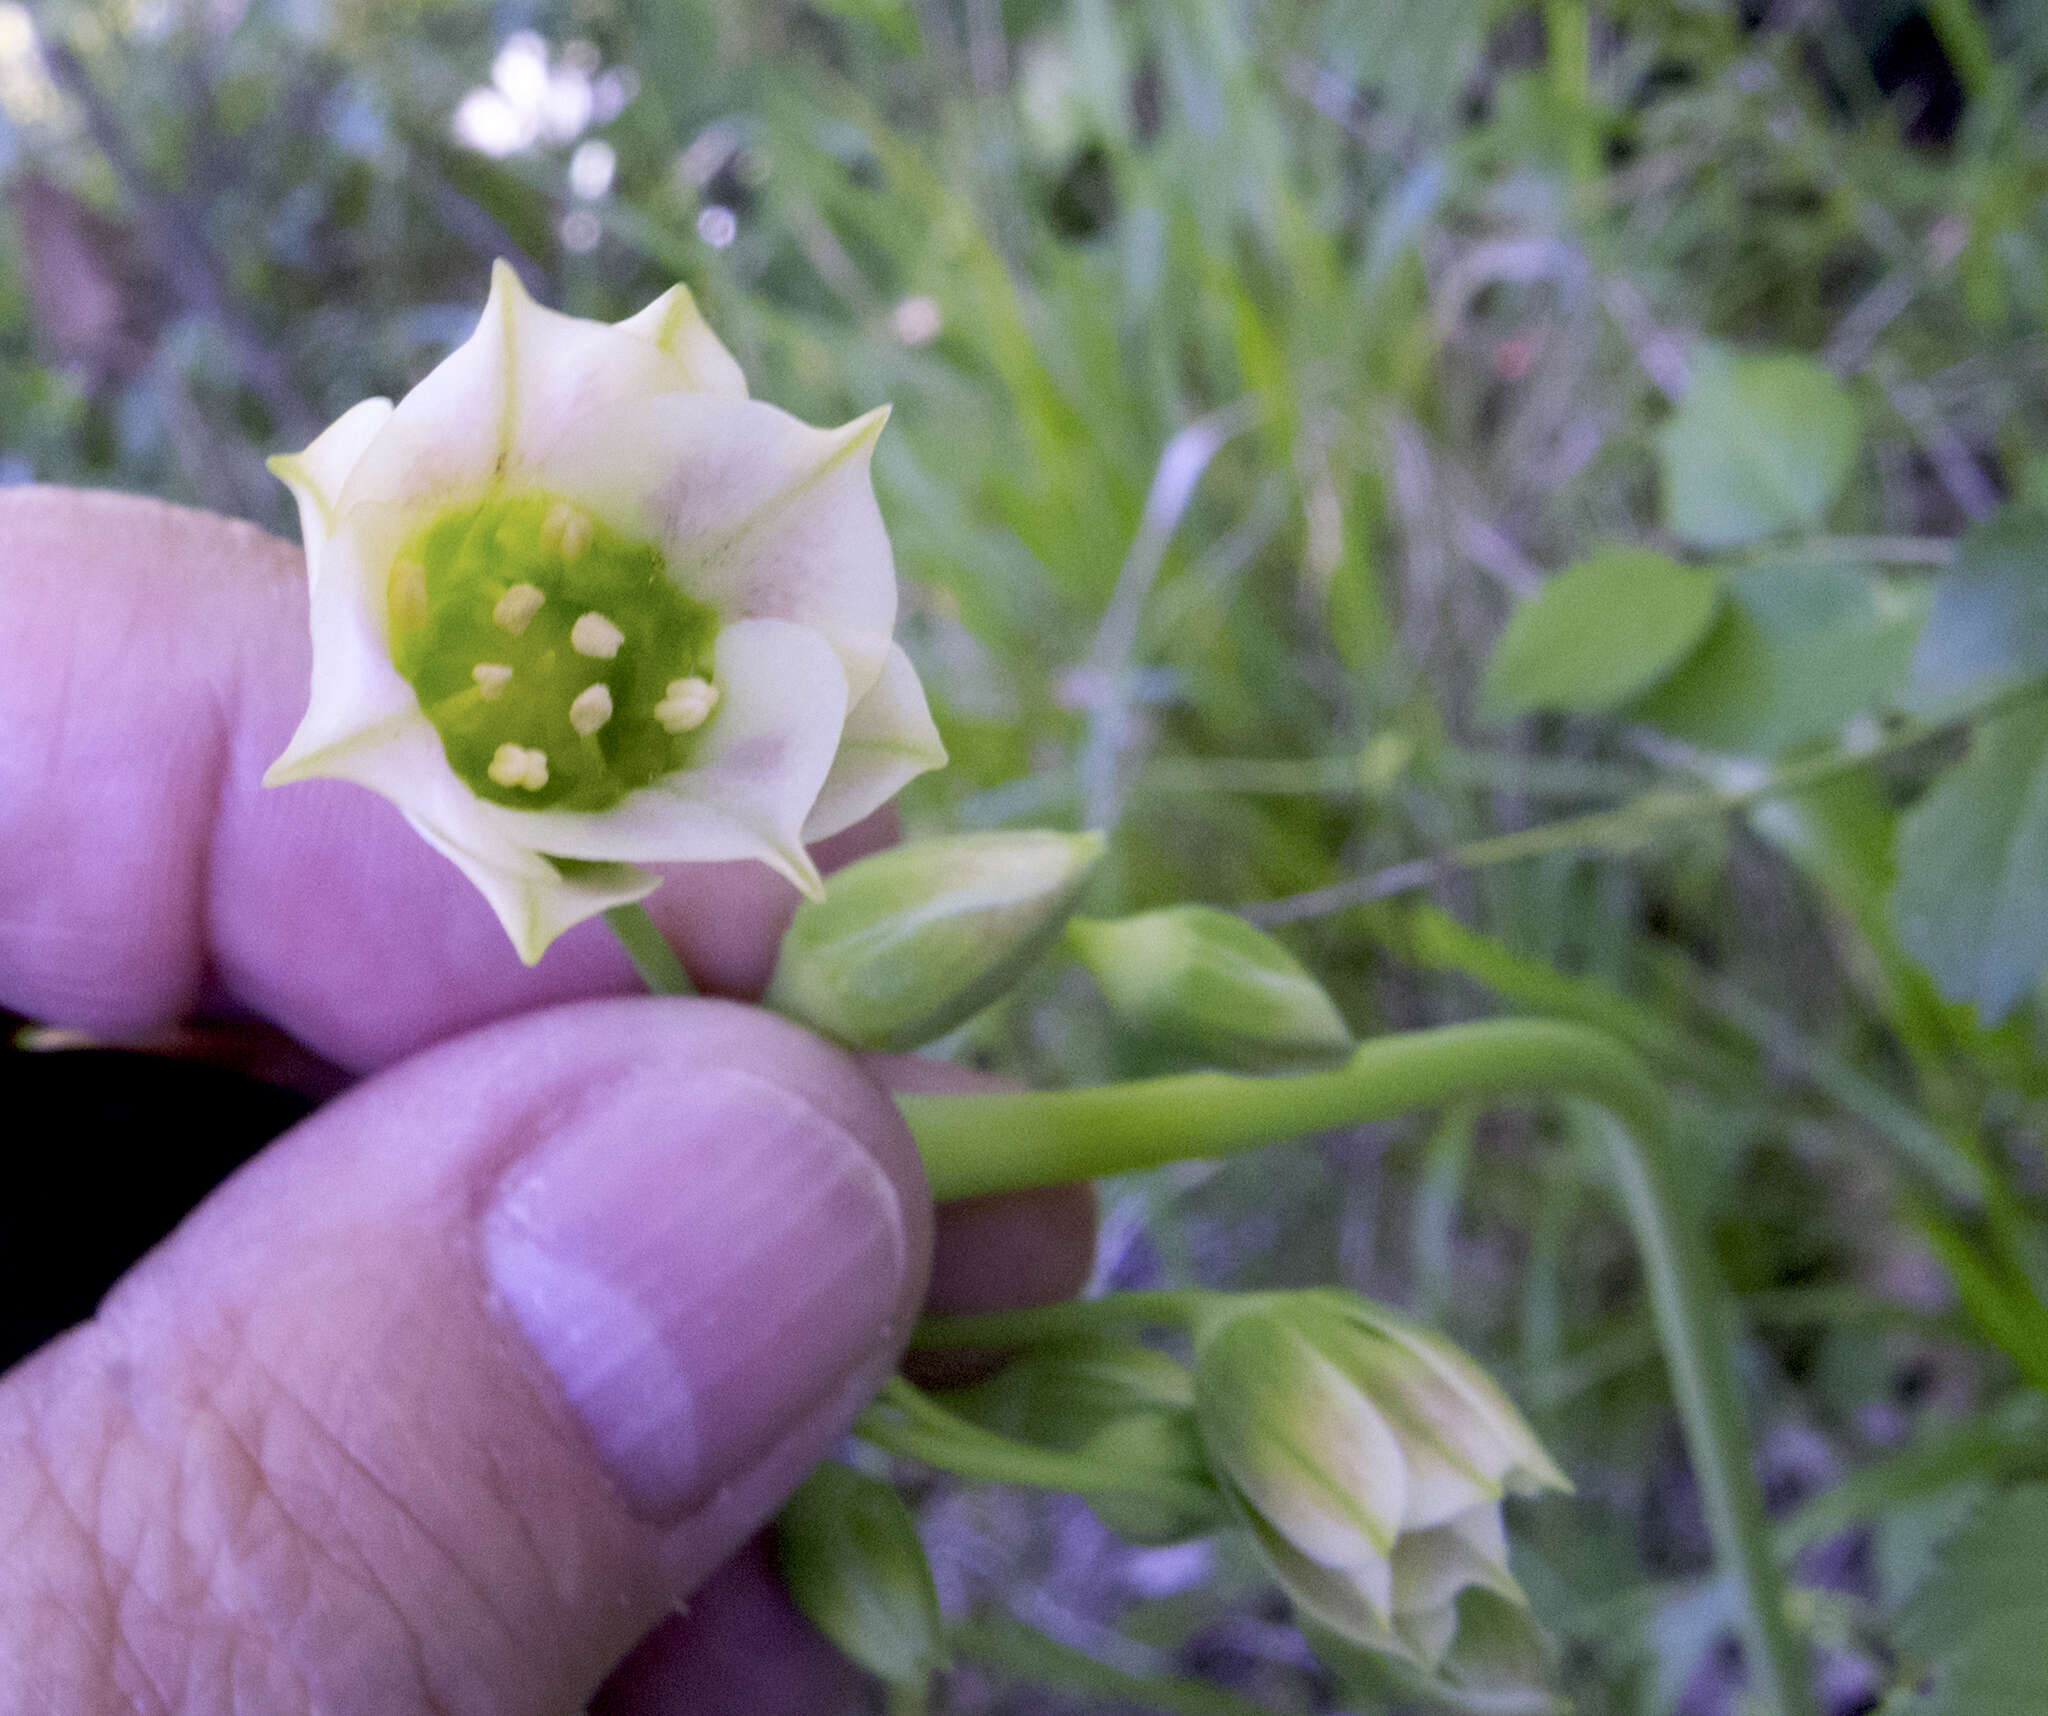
[6,0,2048,1710]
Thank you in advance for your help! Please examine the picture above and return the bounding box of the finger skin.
[592,1540,871,1716]
[0,487,887,1070]
[0,998,932,1716]
[584,1070,1099,1714]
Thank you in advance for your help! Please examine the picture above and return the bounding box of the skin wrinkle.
[44,1033,743,1716]
[205,1343,452,1714]
[48,1073,602,1716]
[102,1303,556,1716]
[53,1323,326,1716]
[15,1346,169,1715]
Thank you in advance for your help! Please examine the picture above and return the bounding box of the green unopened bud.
[950,1335,1195,1440]
[1191,1292,1567,1675]
[775,1461,946,1687]
[767,830,1105,1051]
[948,1337,1227,1545]
[1068,906,1352,1069]
[1076,1408,1226,1545]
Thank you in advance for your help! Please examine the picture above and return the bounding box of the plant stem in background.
[1248,691,2035,926]
[1923,0,1996,102]
[1545,0,1598,183]
[604,903,696,996]
[900,1020,1814,1716]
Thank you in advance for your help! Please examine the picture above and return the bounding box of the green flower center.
[389,493,720,813]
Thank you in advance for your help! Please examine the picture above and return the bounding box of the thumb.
[0,998,931,1716]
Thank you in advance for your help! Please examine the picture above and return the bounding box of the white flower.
[266,263,947,962]
[1192,1292,1569,1676]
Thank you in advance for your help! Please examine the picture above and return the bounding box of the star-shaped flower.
[266,263,946,962]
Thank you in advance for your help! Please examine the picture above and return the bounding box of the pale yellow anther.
[654,675,720,734]
[494,582,546,635]
[487,743,550,791]
[569,682,614,737]
[542,502,594,562]
[472,662,514,700]
[571,610,626,659]
[389,559,429,632]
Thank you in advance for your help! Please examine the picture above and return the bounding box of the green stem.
[1545,0,1598,183]
[912,1290,1201,1350]
[1923,0,1996,102]
[1250,697,2021,927]
[857,1377,1218,1516]
[897,1019,1811,1716]
[604,902,696,995]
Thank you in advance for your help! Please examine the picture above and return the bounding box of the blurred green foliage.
[10,0,2048,1708]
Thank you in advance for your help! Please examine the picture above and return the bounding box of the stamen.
[655,675,720,734]
[494,582,546,635]
[543,502,594,562]
[472,662,513,700]
[487,743,550,791]
[389,559,429,632]
[571,610,626,659]
[569,682,614,736]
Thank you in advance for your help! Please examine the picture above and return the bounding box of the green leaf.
[775,1462,946,1687]
[1477,548,1722,720]
[1891,697,2048,1022]
[1629,559,1925,755]
[1657,348,1861,548]
[1890,1485,2048,1715]
[1910,507,2048,708]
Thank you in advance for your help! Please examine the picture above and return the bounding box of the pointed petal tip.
[789,851,829,901]
[262,752,317,789]
[488,256,528,301]
[841,402,892,450]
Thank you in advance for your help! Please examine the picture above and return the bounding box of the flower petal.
[1390,1503,1523,1624]
[263,519,421,785]
[1243,1509,1399,1640]
[464,617,850,899]
[1302,1313,1504,1532]
[1339,1298,1571,1497]
[534,393,899,699]
[615,281,748,398]
[1195,1317,1407,1569]
[1393,1600,1461,1672]
[272,710,660,963]
[802,642,947,841]
[407,820,659,966]
[334,262,712,531]
[267,396,394,590]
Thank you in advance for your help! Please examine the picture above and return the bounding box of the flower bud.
[766,829,1105,1051]
[1191,1292,1567,1675]
[775,1460,946,1687]
[947,1337,1227,1545]
[1076,1408,1224,1545]
[1067,906,1352,1069]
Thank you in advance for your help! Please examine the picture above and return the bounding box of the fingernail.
[484,1067,910,1520]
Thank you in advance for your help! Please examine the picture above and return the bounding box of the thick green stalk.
[899,1020,1811,1716]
